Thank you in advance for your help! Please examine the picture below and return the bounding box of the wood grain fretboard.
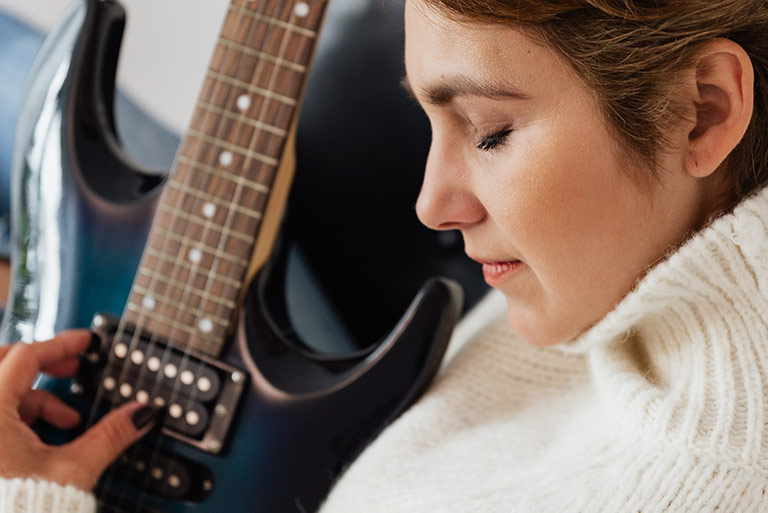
[121,0,328,356]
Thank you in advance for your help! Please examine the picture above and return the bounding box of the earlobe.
[685,39,754,178]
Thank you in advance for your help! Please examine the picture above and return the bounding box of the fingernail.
[131,405,157,430]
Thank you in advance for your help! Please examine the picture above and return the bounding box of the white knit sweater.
[319,185,768,512]
[4,186,768,512]
[0,479,94,513]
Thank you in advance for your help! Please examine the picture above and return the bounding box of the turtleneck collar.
[561,185,768,354]
[557,185,768,466]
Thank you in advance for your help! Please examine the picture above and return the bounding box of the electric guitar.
[0,1,462,511]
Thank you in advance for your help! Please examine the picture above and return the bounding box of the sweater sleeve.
[0,478,96,513]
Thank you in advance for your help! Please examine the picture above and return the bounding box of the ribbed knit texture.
[0,479,94,513]
[319,186,768,512]
[4,187,768,512]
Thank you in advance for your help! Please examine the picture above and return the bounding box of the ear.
[684,39,754,178]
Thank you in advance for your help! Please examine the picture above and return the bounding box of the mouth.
[468,254,525,286]
[481,261,525,285]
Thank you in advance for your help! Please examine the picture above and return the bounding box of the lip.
[479,260,525,285]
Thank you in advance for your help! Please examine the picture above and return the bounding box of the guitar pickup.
[73,313,247,454]
[109,443,214,502]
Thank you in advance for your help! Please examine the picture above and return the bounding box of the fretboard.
[121,0,328,356]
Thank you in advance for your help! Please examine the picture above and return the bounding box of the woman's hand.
[0,330,156,490]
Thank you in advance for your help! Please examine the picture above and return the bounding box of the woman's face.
[405,1,713,345]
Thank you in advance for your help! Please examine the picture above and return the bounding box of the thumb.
[62,402,158,489]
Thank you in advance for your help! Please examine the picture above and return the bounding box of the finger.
[62,402,158,489]
[1,335,86,374]
[41,355,81,378]
[18,389,81,428]
[0,331,91,403]
[0,345,81,381]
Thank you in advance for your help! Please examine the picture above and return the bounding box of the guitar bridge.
[73,313,247,454]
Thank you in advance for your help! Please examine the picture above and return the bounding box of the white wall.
[0,0,230,133]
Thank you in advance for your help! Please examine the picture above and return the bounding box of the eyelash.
[476,128,513,152]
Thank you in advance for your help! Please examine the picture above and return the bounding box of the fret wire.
[134,274,237,310]
[110,0,306,439]
[176,155,272,195]
[196,100,287,136]
[217,37,307,73]
[167,180,264,219]
[124,0,324,356]
[139,247,243,291]
[131,285,231,328]
[150,226,251,267]
[229,3,317,39]
[125,303,222,343]
[159,203,256,244]
[187,128,279,167]
[206,70,297,106]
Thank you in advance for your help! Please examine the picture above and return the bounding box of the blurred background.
[1,0,232,135]
[0,0,488,351]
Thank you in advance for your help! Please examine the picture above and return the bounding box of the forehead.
[404,1,571,97]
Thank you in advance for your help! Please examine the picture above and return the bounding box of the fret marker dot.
[120,383,133,398]
[218,151,233,167]
[103,377,116,391]
[130,350,144,366]
[142,296,156,311]
[236,94,251,112]
[294,2,310,17]
[136,390,149,404]
[152,468,164,480]
[164,363,178,379]
[199,317,214,334]
[189,248,202,264]
[181,370,195,385]
[202,202,216,219]
[169,475,181,488]
[147,356,161,372]
[154,397,166,407]
[169,404,183,419]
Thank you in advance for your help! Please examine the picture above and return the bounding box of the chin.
[504,302,576,347]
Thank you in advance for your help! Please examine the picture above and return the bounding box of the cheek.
[494,121,652,308]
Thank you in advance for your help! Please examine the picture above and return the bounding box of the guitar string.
[125,1,309,509]
[85,1,270,510]
[150,0,316,455]
[97,0,260,506]
[121,1,301,511]
[120,1,285,511]
[149,2,317,477]
[95,0,318,506]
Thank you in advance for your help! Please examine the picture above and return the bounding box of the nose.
[415,138,486,231]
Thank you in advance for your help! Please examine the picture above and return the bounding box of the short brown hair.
[420,0,768,204]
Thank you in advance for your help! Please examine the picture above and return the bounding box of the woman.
[3,0,768,511]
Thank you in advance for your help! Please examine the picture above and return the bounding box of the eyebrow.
[401,75,530,106]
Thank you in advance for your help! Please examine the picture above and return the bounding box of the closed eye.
[477,128,513,152]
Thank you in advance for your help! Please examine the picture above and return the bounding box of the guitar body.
[1,1,462,512]
[1,0,162,341]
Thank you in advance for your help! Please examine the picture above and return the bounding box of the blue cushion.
[0,12,44,248]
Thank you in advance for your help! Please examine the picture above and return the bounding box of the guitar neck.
[121,0,328,356]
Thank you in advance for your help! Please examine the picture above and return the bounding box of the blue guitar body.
[0,2,462,512]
